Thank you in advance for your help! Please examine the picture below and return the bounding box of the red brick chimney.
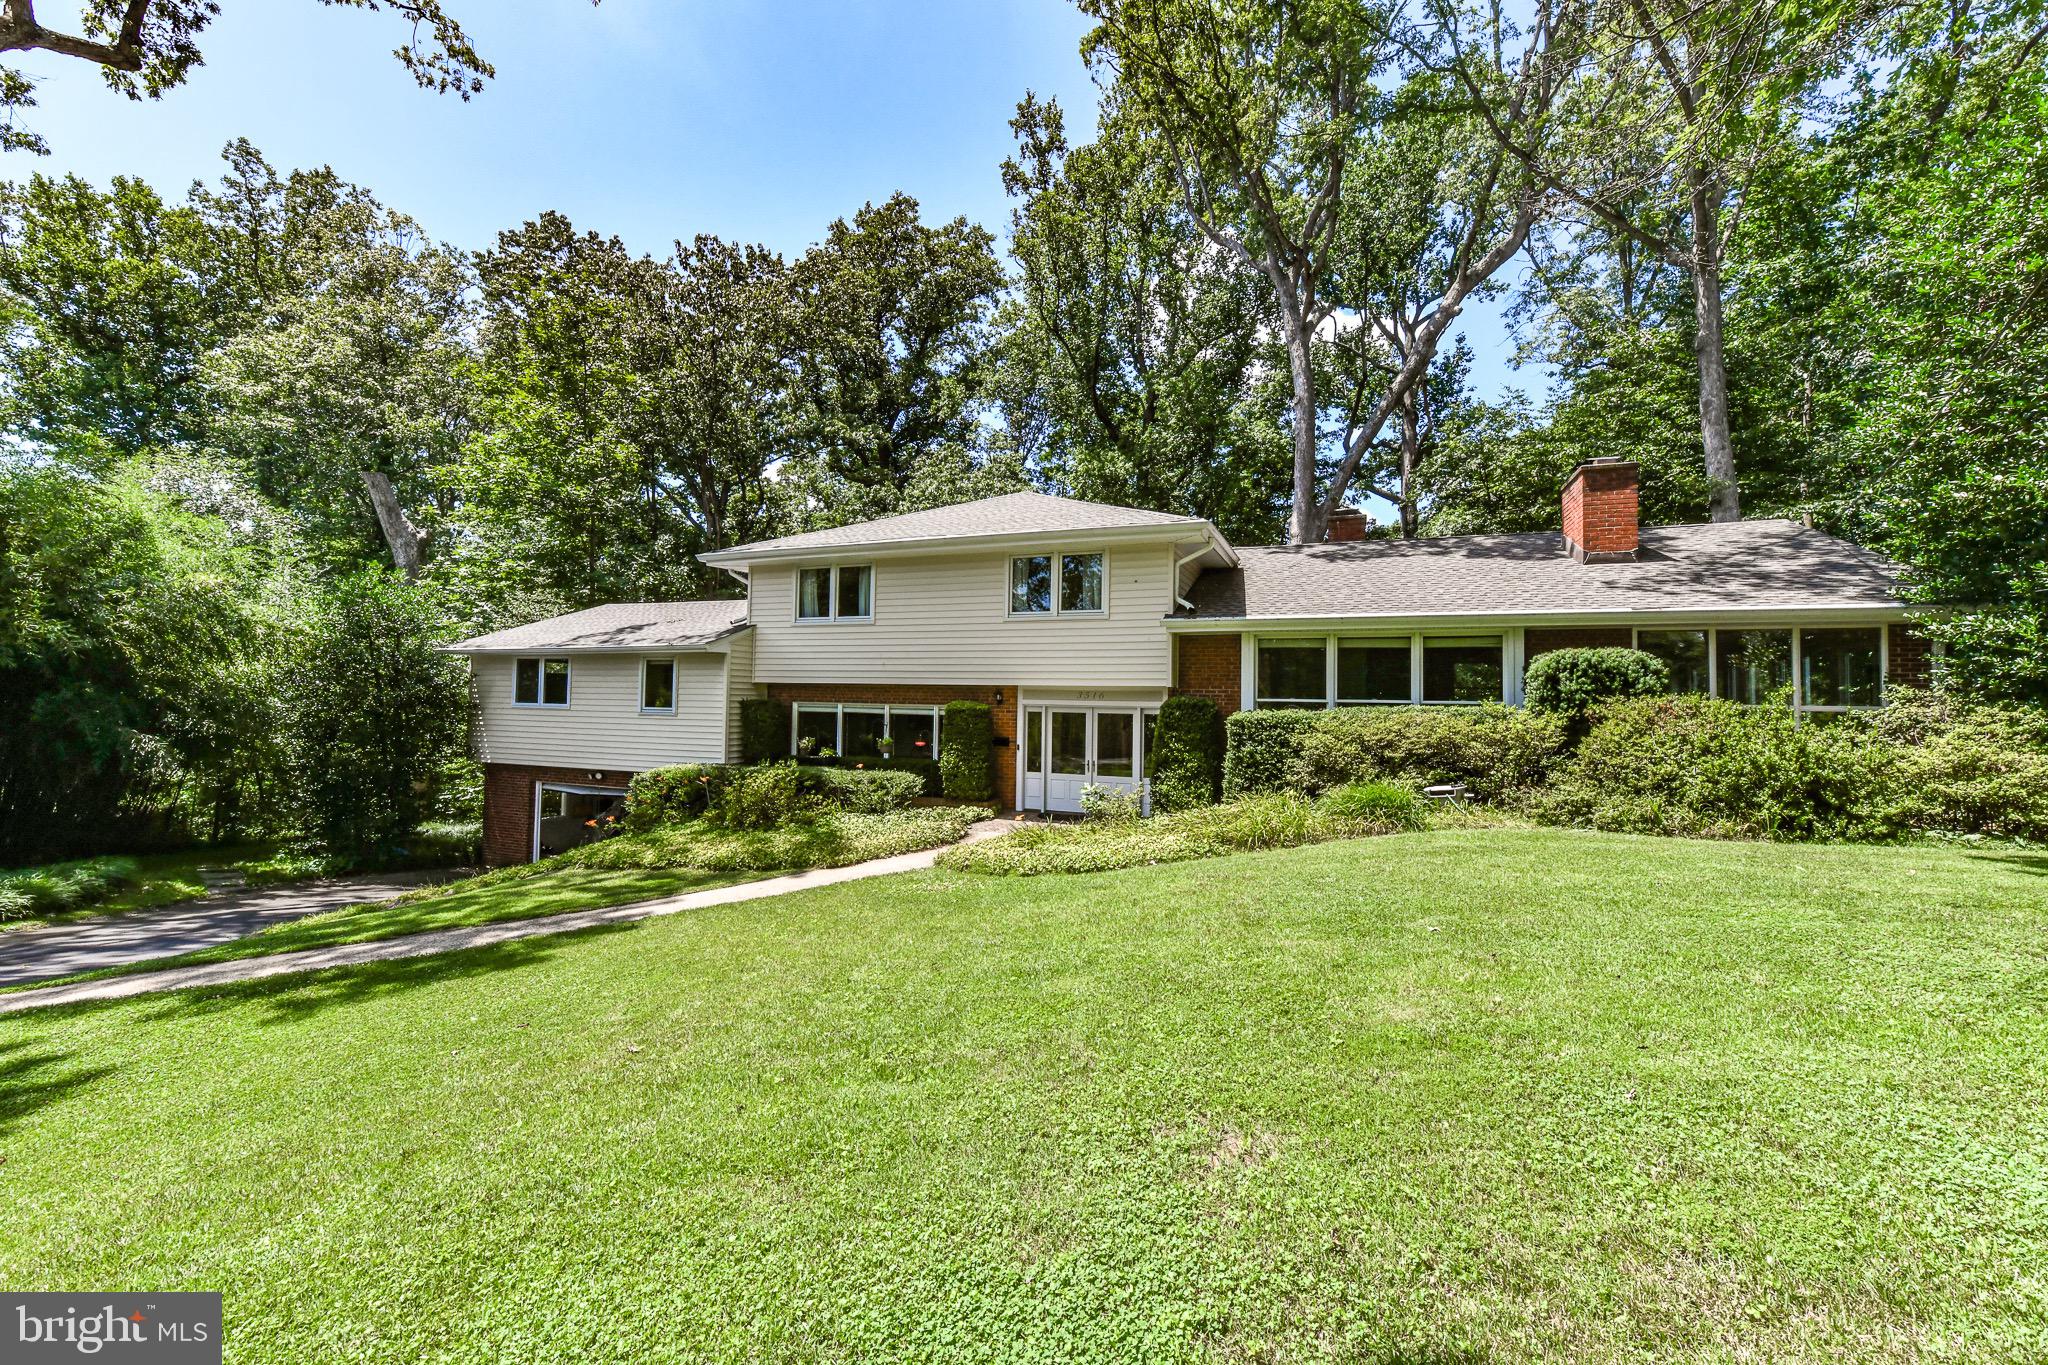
[1562,459,1639,563]
[1325,507,1369,542]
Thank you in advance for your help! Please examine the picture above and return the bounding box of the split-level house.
[448,459,1930,863]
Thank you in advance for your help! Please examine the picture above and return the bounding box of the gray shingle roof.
[446,600,748,653]
[709,490,1208,558]
[1185,520,1908,621]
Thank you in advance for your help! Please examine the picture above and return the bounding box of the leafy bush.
[1080,784,1143,822]
[1316,781,1429,832]
[1867,688,2048,841]
[739,698,787,762]
[1149,696,1222,811]
[288,570,465,859]
[1227,705,1566,802]
[940,790,1430,877]
[714,762,812,831]
[0,855,140,917]
[804,765,926,814]
[624,764,728,831]
[0,885,32,921]
[1523,647,1671,715]
[873,756,942,795]
[1222,710,1319,798]
[1537,695,1898,841]
[939,701,995,799]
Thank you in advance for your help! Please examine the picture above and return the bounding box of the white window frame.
[1629,624,1888,716]
[639,656,677,716]
[1007,548,1109,618]
[1253,633,1512,710]
[793,564,875,624]
[512,656,572,708]
[789,703,942,760]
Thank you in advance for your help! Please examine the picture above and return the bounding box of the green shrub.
[739,698,787,762]
[0,855,141,916]
[624,764,728,831]
[940,791,1429,877]
[1227,705,1566,801]
[1317,781,1429,833]
[1149,696,1222,811]
[1524,647,1671,715]
[714,762,812,831]
[1222,710,1319,797]
[939,701,995,799]
[1867,688,2048,841]
[1080,784,1143,822]
[804,765,926,814]
[874,755,942,795]
[0,885,32,920]
[1537,695,1898,841]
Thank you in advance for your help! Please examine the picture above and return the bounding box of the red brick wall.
[1563,460,1639,559]
[763,683,1019,811]
[1173,634,1243,716]
[1525,627,1634,666]
[1889,622,1935,689]
[483,763,635,867]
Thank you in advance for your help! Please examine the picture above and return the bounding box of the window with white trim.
[796,565,873,622]
[640,658,676,714]
[1009,550,1106,616]
[1255,634,1509,709]
[1636,629,1710,694]
[513,657,570,707]
[1628,624,1888,714]
[791,703,941,760]
[1254,638,1328,708]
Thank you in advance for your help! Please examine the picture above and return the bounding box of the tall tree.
[1081,0,1562,543]
[0,0,497,154]
[999,93,1289,542]
[787,192,1004,522]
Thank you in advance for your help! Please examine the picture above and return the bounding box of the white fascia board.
[1161,604,1916,634]
[439,626,752,655]
[701,520,1234,569]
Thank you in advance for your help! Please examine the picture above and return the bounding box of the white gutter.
[1173,547,1208,611]
[1162,603,1916,633]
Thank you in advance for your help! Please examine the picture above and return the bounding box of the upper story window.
[640,658,676,714]
[514,657,570,707]
[1010,550,1106,617]
[797,565,873,622]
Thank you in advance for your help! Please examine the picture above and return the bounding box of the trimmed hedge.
[1524,647,1670,715]
[940,700,995,800]
[624,764,727,832]
[1226,705,1567,802]
[1865,689,2048,841]
[1148,696,1222,812]
[739,697,787,762]
[804,765,925,814]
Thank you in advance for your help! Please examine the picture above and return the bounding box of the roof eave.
[702,518,1225,569]
[440,623,751,655]
[1165,603,1917,632]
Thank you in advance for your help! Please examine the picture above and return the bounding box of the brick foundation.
[761,683,1019,811]
[483,762,635,867]
[1173,634,1243,716]
[1889,622,1935,689]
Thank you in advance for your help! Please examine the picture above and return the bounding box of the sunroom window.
[514,657,570,707]
[1715,630,1793,705]
[1637,629,1710,694]
[1422,636,1503,704]
[1800,627,1883,711]
[1256,639,1328,708]
[1337,638,1411,703]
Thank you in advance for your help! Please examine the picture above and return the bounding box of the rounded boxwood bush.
[1524,647,1670,715]
[939,701,995,799]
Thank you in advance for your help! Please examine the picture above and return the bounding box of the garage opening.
[534,784,628,861]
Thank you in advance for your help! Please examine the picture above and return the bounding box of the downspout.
[1173,548,1206,612]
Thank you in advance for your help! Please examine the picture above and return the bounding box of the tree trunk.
[1690,176,1740,522]
[359,469,424,578]
[1278,289,1322,545]
[1397,397,1421,539]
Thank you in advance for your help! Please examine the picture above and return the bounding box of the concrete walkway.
[0,820,1020,1015]
[0,871,453,988]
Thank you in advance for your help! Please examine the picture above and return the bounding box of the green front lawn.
[4,829,2044,1361]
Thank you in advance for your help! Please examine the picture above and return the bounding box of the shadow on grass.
[98,923,637,1030]
[1974,851,2048,878]
[0,1038,115,1138]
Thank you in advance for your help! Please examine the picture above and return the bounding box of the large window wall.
[793,703,940,760]
[1630,625,1886,716]
[1254,633,1514,709]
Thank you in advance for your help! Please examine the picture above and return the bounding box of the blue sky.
[16,0,1529,404]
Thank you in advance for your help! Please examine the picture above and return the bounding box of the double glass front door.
[1023,707,1141,814]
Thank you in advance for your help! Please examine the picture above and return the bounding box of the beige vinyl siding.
[722,628,760,756]
[474,650,737,770]
[749,545,1176,688]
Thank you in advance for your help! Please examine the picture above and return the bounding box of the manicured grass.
[3,829,2045,1361]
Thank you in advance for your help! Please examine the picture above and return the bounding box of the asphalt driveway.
[0,871,456,988]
